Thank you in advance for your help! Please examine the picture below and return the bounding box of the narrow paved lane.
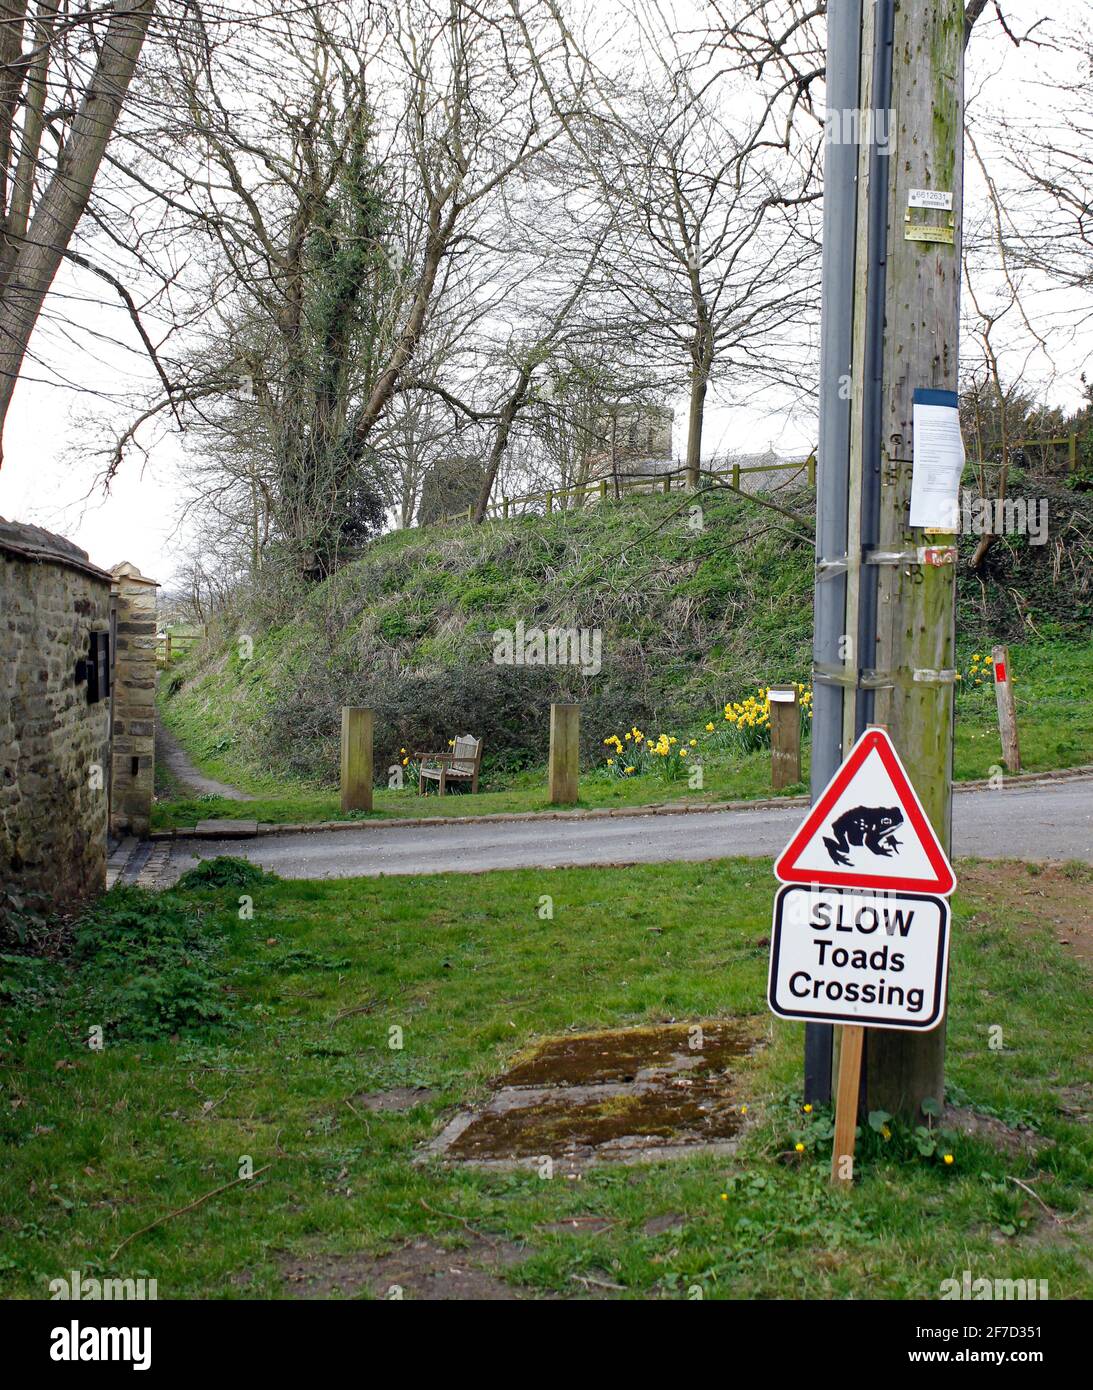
[158,774,1093,884]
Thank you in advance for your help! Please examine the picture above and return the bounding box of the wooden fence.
[155,627,206,668]
[428,430,1083,530]
[432,455,819,528]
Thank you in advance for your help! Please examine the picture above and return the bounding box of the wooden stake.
[340,706,373,812]
[768,685,802,790]
[548,703,579,804]
[992,644,1020,772]
[831,1023,865,1186]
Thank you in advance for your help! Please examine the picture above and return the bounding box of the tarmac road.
[158,773,1093,884]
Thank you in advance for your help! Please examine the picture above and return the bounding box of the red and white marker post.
[992,644,1021,773]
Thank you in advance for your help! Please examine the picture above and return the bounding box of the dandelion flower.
[795,1142,805,1153]
[943,1153,954,1166]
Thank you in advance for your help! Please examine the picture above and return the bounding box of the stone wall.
[109,563,158,837]
[1,520,113,910]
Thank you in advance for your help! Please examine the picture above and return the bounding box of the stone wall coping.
[0,516,113,584]
[110,560,160,587]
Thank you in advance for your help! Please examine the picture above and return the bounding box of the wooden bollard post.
[548,703,579,804]
[992,644,1020,772]
[768,684,801,790]
[340,707,373,812]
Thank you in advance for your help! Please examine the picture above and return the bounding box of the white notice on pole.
[909,387,965,530]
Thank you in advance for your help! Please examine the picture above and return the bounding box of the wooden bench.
[415,734,482,795]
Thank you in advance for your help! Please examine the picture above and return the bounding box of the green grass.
[153,637,1093,828]
[1,858,1089,1299]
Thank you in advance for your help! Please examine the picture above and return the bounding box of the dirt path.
[155,719,253,801]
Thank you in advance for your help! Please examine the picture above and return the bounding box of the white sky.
[1,2,1089,587]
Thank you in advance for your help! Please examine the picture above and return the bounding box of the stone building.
[0,520,158,912]
[585,404,675,482]
[109,562,159,838]
[1,520,113,907]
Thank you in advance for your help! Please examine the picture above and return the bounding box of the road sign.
[768,885,950,1031]
[774,727,956,895]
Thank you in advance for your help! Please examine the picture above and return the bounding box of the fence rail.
[155,628,206,667]
[428,430,1084,530]
[433,455,819,528]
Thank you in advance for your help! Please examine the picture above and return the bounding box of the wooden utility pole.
[844,1,965,1119]
[548,703,580,804]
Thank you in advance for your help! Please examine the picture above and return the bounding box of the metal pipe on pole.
[806,0,863,1105]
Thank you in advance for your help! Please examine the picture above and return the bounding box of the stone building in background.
[417,455,489,525]
[109,562,159,838]
[0,520,157,913]
[585,404,675,484]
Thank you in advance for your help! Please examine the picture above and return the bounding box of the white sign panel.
[909,387,965,530]
[768,885,950,1031]
[908,188,953,210]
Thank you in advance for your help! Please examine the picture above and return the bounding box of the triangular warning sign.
[775,728,956,894]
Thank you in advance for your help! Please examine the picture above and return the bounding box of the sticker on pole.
[768,885,950,1031]
[774,728,956,894]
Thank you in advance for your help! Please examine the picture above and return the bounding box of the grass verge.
[1,857,1089,1299]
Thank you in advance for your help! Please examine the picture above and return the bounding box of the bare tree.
[0,0,156,460]
[518,2,819,487]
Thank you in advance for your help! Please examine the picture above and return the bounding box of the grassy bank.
[154,637,1093,827]
[1,857,1089,1299]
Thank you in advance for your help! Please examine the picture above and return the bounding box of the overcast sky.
[0,2,1089,588]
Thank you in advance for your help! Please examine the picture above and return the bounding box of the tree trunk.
[685,334,711,489]
[0,0,155,461]
[473,366,532,522]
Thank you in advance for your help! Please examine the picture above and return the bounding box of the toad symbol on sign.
[822,807,904,867]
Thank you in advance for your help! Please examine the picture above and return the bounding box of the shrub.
[173,856,275,891]
[73,887,234,1041]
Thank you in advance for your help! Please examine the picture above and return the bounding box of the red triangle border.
[774,729,956,894]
